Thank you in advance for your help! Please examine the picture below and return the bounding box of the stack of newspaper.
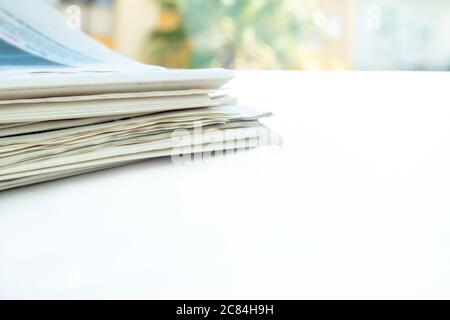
[0,0,277,191]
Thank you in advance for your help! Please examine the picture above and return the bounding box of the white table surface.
[1,71,450,299]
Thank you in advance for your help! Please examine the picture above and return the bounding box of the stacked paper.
[0,0,278,191]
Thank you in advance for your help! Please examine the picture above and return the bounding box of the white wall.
[353,0,450,70]
[113,0,158,62]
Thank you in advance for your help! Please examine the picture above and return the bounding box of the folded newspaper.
[0,0,279,191]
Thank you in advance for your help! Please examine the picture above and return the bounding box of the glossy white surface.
[1,71,450,299]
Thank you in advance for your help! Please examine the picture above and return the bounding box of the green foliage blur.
[149,0,321,69]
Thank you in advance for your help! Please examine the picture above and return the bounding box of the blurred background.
[45,0,450,70]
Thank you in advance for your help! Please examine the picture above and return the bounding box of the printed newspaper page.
[0,0,154,71]
[0,0,234,99]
